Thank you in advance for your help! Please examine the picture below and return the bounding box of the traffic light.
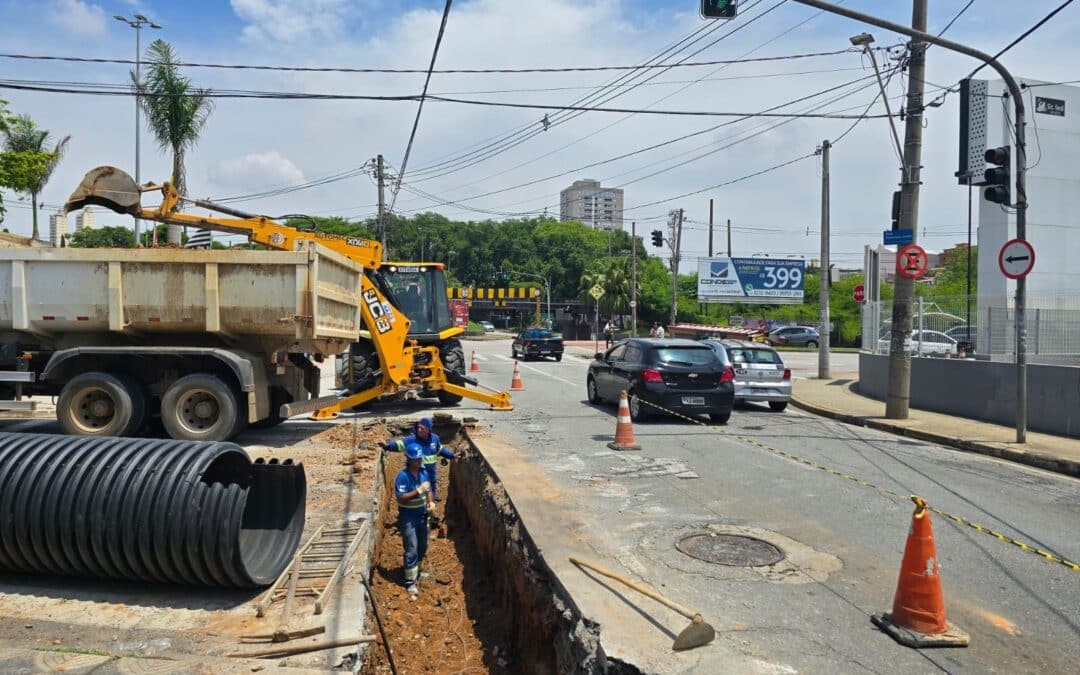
[890,190,901,231]
[984,146,1010,205]
[701,0,738,19]
[651,230,663,248]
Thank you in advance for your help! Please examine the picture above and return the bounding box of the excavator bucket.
[64,166,142,215]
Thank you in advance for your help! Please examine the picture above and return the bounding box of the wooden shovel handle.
[570,557,697,621]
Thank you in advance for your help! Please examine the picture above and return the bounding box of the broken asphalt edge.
[790,391,1080,479]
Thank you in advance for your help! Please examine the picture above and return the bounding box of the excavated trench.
[362,419,606,674]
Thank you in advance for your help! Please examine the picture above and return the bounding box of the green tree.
[1,114,69,240]
[69,225,136,248]
[134,39,213,244]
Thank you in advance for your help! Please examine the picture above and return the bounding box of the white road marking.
[491,354,581,386]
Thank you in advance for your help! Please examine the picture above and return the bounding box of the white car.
[877,330,958,356]
[479,321,496,333]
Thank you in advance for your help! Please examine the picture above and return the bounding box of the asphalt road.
[3,342,1074,672]
[453,337,1079,673]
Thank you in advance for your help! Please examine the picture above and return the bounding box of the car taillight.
[720,365,735,383]
[783,368,792,380]
[641,369,663,383]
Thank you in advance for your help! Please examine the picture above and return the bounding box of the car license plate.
[682,396,706,406]
[736,368,748,375]
[540,349,550,353]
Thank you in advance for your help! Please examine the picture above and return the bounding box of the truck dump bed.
[0,243,363,355]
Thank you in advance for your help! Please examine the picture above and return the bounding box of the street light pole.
[115,13,161,247]
[794,0,1030,442]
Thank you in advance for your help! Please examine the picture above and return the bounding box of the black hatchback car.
[587,338,735,423]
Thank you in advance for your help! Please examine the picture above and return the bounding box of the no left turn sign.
[998,238,1035,279]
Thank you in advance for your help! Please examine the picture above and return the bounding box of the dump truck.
[3,166,511,440]
[0,243,363,440]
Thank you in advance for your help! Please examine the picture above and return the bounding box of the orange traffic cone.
[871,496,969,648]
[607,390,641,451]
[510,361,525,391]
[470,351,480,373]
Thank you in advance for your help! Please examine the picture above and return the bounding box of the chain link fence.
[861,294,1080,364]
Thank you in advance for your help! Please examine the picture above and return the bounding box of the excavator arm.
[64,166,513,413]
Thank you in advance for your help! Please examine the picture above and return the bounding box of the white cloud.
[231,0,353,42]
[47,0,107,36]
[210,152,306,192]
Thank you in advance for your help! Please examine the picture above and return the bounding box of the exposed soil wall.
[362,419,605,674]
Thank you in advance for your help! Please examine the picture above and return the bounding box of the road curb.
[790,395,1080,479]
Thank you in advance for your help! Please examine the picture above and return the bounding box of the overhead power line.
[0,79,888,119]
[406,0,841,185]
[388,0,454,215]
[0,48,861,75]
[403,1,770,181]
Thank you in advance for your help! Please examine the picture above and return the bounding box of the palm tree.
[599,258,631,320]
[134,39,213,244]
[2,115,69,240]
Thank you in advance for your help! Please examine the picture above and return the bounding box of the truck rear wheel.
[161,374,241,442]
[57,372,146,438]
[437,339,465,405]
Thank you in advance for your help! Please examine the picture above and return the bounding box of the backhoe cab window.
[383,268,451,335]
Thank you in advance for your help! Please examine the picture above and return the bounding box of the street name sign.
[883,229,914,246]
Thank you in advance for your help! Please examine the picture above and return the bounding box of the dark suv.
[586,338,734,423]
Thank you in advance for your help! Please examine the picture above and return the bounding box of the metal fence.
[861,294,1080,364]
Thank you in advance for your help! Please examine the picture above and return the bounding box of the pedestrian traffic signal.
[701,0,738,19]
[983,146,1010,205]
[651,230,663,247]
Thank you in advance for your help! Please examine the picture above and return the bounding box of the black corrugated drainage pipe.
[0,432,305,588]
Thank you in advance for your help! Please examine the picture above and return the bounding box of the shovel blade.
[65,166,141,215]
[672,619,715,651]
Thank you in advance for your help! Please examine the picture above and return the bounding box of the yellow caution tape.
[634,396,1080,573]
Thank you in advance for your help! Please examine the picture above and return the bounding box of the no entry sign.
[896,244,929,280]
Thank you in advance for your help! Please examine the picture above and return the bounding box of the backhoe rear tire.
[346,341,379,393]
[437,339,466,405]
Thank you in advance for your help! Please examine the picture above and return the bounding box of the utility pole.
[883,0,927,419]
[818,140,831,379]
[727,218,732,257]
[708,199,714,257]
[795,0,1030,441]
[376,154,387,261]
[669,209,683,327]
[631,221,638,336]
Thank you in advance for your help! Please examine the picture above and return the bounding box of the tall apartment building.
[559,179,623,231]
[75,206,96,232]
[48,212,68,247]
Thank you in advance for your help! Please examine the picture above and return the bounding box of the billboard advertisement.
[697,257,805,305]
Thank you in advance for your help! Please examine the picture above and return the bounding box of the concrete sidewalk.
[792,373,1080,478]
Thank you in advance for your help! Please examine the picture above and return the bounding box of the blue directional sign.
[884,229,914,246]
[698,257,805,305]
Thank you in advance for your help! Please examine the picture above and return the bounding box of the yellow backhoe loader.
[64,166,512,417]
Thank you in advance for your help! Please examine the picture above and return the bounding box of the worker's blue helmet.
[416,417,433,432]
[404,442,424,461]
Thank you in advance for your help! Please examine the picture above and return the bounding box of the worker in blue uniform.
[395,442,432,596]
[385,417,462,502]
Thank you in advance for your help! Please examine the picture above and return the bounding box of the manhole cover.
[676,534,784,567]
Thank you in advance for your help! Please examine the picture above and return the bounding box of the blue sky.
[2,1,1079,266]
